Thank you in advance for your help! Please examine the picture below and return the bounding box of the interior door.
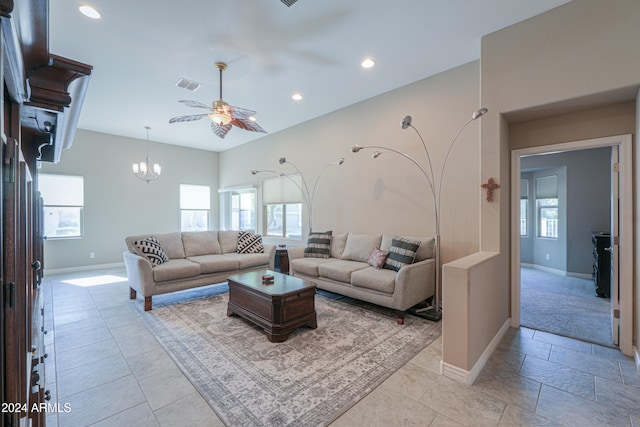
[609,146,619,346]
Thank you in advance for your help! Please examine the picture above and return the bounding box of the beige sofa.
[123,230,275,311]
[288,232,435,324]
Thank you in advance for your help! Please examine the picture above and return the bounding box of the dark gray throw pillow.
[383,237,420,271]
[304,231,332,258]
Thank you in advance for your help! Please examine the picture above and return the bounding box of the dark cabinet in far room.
[591,232,611,298]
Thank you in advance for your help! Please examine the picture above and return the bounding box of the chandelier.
[132,126,161,183]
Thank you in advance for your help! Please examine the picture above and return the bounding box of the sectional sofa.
[288,232,435,323]
[123,230,275,310]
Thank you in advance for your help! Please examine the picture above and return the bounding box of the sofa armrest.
[394,258,436,309]
[263,244,277,270]
[287,246,305,261]
[123,251,155,297]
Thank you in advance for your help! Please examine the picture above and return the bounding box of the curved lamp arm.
[350,144,438,232]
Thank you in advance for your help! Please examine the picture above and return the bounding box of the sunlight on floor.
[61,274,128,287]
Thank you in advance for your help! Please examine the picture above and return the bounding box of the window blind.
[262,175,302,204]
[520,179,529,199]
[535,175,558,198]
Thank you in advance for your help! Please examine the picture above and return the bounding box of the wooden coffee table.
[227,270,317,342]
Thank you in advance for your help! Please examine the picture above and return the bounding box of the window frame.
[39,174,84,240]
[218,186,257,233]
[180,184,211,232]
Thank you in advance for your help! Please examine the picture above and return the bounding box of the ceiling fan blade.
[169,114,209,123]
[227,104,257,120]
[230,118,267,134]
[179,100,213,110]
[211,122,233,139]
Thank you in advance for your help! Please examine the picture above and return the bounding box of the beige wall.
[40,129,219,271]
[636,90,640,360]
[220,61,482,265]
[473,0,640,369]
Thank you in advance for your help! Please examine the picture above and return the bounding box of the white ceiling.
[49,0,571,152]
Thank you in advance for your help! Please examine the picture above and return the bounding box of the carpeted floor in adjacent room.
[520,267,612,347]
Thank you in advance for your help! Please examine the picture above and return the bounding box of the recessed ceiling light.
[79,4,101,19]
[292,93,303,101]
[361,58,375,69]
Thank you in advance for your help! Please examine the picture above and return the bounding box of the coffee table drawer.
[281,290,315,322]
[229,287,273,321]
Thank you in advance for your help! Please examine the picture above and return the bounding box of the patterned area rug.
[134,284,441,426]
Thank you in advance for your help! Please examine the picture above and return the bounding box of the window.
[219,187,257,232]
[38,174,84,239]
[520,178,528,236]
[535,175,558,239]
[262,175,302,239]
[180,184,210,231]
[264,203,302,238]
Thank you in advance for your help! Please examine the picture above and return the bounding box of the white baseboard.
[44,262,125,276]
[520,263,591,280]
[442,318,511,385]
[634,346,640,376]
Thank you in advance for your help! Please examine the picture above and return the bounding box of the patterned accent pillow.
[304,230,332,258]
[383,237,420,272]
[133,237,169,267]
[367,248,389,269]
[237,231,264,254]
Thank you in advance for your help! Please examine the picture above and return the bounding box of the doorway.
[510,135,633,356]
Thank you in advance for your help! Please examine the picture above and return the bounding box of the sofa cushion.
[155,232,186,259]
[367,248,389,269]
[330,233,348,259]
[290,257,336,277]
[219,230,239,254]
[318,260,368,283]
[341,234,382,263]
[133,237,169,267]
[237,231,264,254]
[383,237,420,272]
[182,231,221,257]
[304,230,332,258]
[381,235,435,262]
[351,267,397,294]
[221,253,271,269]
[187,255,239,274]
[152,259,201,282]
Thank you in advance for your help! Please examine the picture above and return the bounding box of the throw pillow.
[304,230,332,258]
[237,231,264,254]
[133,237,169,267]
[367,248,389,269]
[383,237,420,272]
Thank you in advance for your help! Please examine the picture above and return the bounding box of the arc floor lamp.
[351,107,488,321]
[252,157,344,235]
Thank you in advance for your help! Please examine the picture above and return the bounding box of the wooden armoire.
[1,1,91,426]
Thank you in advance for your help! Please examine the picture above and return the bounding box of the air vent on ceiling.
[175,78,201,92]
[281,0,298,7]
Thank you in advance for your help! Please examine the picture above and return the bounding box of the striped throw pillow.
[237,231,264,254]
[383,237,420,272]
[133,237,169,267]
[304,230,332,258]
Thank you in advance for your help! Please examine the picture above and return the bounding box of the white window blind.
[180,184,210,209]
[520,179,529,199]
[535,175,557,198]
[39,174,84,206]
[262,175,302,204]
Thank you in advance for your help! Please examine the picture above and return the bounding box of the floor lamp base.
[408,301,442,322]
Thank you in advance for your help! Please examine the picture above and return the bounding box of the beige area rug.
[134,284,441,426]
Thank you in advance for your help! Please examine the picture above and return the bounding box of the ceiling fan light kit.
[169,62,266,139]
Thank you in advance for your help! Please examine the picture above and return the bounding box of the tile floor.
[42,268,640,427]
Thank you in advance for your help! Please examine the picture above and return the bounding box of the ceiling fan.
[169,62,267,139]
